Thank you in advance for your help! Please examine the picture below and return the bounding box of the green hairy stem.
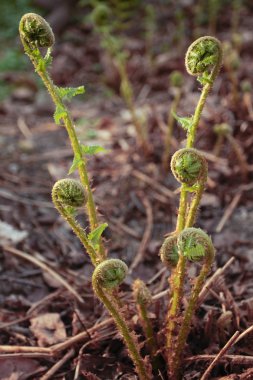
[91,4,150,154]
[51,179,97,266]
[133,279,156,354]
[92,260,151,380]
[165,36,221,378]
[171,229,215,379]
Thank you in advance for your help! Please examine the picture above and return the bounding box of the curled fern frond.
[159,235,179,268]
[177,227,215,262]
[169,70,184,88]
[91,3,112,29]
[171,148,207,186]
[214,123,232,136]
[185,36,222,80]
[92,259,128,289]
[19,13,55,49]
[52,179,87,208]
[133,279,152,306]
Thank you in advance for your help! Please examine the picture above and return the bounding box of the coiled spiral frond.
[19,13,55,49]
[177,227,214,262]
[169,70,183,88]
[159,235,179,268]
[171,148,207,186]
[214,123,232,136]
[91,3,112,29]
[52,179,87,208]
[185,36,222,79]
[133,279,152,306]
[92,259,128,289]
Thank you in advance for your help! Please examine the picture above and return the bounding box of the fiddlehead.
[19,13,55,50]
[171,148,207,187]
[177,227,213,262]
[92,260,151,380]
[52,179,88,208]
[20,13,106,261]
[133,279,152,306]
[133,279,156,356]
[170,70,183,88]
[184,36,222,149]
[185,36,222,84]
[159,235,179,268]
[52,179,97,265]
[92,259,128,289]
[91,3,112,31]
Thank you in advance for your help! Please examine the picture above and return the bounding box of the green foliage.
[81,145,107,155]
[172,112,193,131]
[68,145,107,174]
[185,36,222,83]
[180,235,205,261]
[88,223,108,250]
[57,86,85,101]
[54,105,68,125]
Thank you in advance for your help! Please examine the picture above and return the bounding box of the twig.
[152,289,169,301]
[235,324,253,345]
[147,267,167,285]
[3,246,84,304]
[17,116,33,139]
[200,331,240,380]
[198,257,235,305]
[0,317,113,356]
[216,193,242,232]
[0,189,53,208]
[129,194,153,272]
[40,348,75,380]
[132,169,174,199]
[185,354,253,366]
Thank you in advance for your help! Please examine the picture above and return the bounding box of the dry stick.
[129,194,153,272]
[0,317,114,356]
[197,257,235,305]
[234,324,253,345]
[226,133,248,181]
[200,331,240,380]
[3,245,84,304]
[216,192,242,233]
[152,289,169,301]
[40,348,75,380]
[185,354,253,366]
[132,169,174,199]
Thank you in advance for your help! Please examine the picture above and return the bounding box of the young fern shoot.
[133,279,157,355]
[162,36,222,378]
[19,13,106,261]
[91,4,150,154]
[93,260,152,380]
[20,14,151,380]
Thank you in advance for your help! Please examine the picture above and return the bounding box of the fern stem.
[93,283,151,380]
[22,43,105,261]
[171,245,215,379]
[53,199,97,265]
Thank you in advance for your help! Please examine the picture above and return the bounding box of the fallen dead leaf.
[30,313,67,346]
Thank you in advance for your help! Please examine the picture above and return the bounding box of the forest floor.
[0,3,253,380]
